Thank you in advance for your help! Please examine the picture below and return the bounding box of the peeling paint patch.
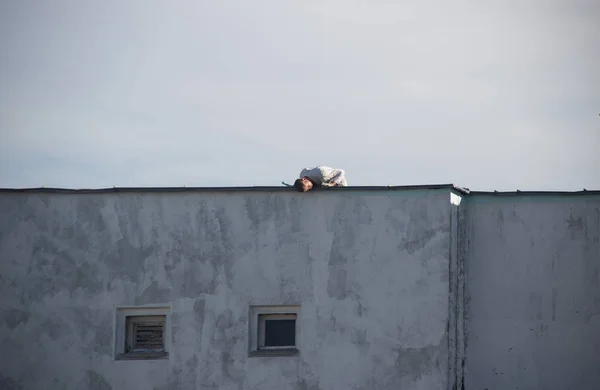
[135,280,171,305]
[403,229,438,254]
[0,374,23,390]
[87,370,112,390]
[552,288,557,321]
[327,268,348,300]
[394,344,438,382]
[3,309,30,329]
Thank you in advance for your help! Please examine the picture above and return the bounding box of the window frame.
[257,313,297,350]
[249,305,300,357]
[115,305,171,361]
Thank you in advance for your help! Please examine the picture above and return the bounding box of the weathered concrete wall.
[464,195,600,390]
[0,189,454,390]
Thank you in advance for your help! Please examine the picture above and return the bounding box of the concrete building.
[0,185,598,390]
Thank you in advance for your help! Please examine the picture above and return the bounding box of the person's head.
[294,177,313,192]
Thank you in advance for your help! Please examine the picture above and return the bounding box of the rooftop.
[0,184,599,196]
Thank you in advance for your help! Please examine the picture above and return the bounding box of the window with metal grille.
[125,315,166,352]
[115,306,170,360]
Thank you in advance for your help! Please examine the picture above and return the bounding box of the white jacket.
[299,166,347,186]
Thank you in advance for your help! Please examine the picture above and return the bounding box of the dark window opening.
[264,319,296,347]
[258,313,297,350]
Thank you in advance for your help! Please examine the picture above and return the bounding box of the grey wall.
[464,195,600,390]
[0,189,455,390]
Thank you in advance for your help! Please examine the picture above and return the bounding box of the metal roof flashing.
[0,184,467,194]
[0,185,597,195]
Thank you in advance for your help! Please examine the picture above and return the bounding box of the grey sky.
[1,0,598,190]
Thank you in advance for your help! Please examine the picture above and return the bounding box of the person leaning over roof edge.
[293,166,348,192]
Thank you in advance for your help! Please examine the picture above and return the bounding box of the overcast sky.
[1,0,598,191]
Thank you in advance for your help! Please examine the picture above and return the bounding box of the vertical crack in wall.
[448,191,466,390]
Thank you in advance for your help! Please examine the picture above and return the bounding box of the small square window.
[125,315,166,353]
[249,305,300,357]
[115,306,170,360]
[258,313,297,349]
